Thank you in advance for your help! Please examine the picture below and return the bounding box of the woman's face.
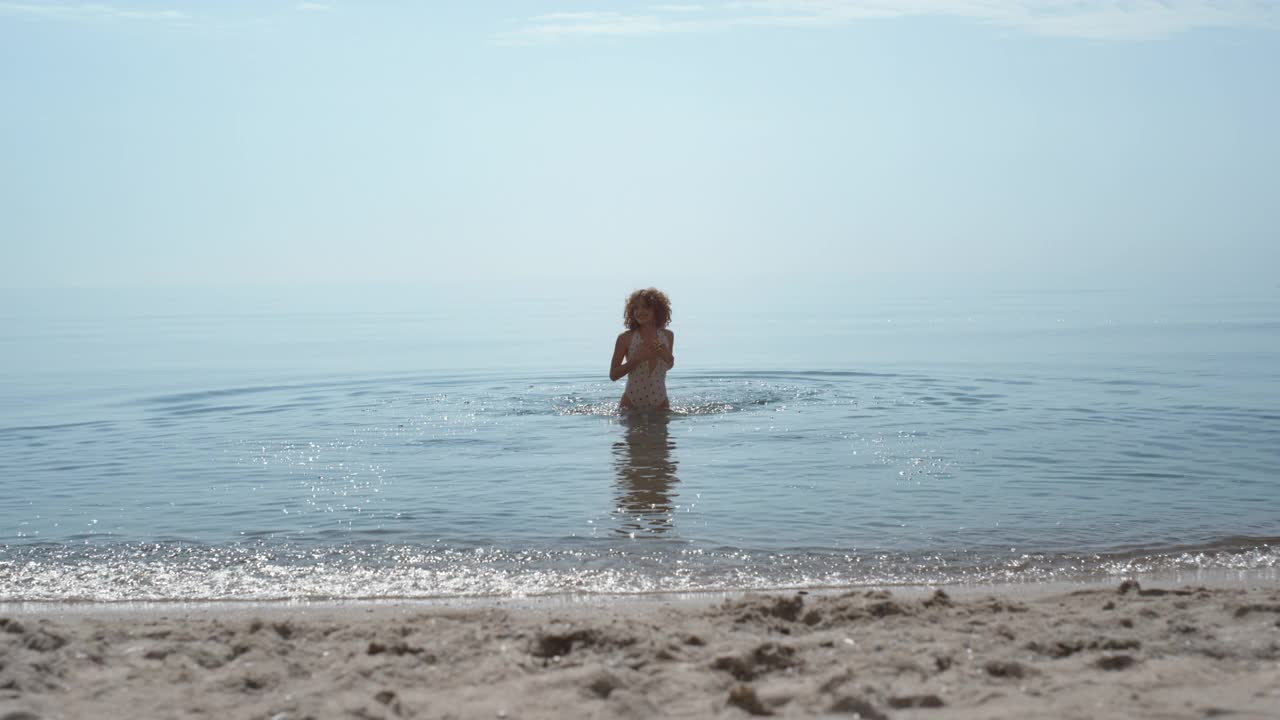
[632,302,654,326]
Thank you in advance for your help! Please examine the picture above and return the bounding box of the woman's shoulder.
[616,329,635,343]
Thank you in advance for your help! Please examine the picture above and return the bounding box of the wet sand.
[2,581,1279,719]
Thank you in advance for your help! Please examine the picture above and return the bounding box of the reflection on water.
[611,412,679,537]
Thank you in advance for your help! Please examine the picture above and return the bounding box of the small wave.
[140,384,303,406]
[2,539,1276,603]
[671,401,741,416]
[555,402,619,416]
[554,401,743,417]
[0,420,116,435]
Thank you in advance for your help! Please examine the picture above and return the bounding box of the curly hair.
[623,288,672,331]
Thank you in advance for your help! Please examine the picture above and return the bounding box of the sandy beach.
[1,580,1277,719]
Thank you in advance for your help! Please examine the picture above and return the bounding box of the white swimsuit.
[622,331,671,410]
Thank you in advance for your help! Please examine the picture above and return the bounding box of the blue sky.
[2,1,1278,291]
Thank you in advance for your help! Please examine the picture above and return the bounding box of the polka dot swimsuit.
[623,330,670,411]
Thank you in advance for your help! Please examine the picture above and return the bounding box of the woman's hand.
[654,340,674,367]
[610,331,672,382]
[639,342,675,372]
[630,342,659,367]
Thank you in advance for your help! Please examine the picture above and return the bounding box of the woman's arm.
[610,332,654,381]
[660,329,675,368]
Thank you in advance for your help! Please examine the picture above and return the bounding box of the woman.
[609,288,675,412]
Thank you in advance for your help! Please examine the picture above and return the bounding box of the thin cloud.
[652,3,710,12]
[503,0,1279,42]
[296,2,332,11]
[501,10,718,42]
[0,1,189,23]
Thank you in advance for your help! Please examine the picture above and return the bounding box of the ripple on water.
[3,368,1279,601]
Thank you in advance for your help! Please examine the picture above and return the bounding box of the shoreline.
[3,566,1275,614]
[4,537,1275,606]
[3,578,1278,718]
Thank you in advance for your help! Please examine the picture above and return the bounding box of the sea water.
[2,279,1277,601]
